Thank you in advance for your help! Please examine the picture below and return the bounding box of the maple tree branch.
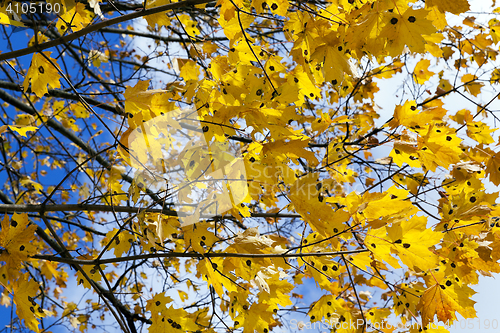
[341,254,367,332]
[0,80,118,114]
[0,203,301,219]
[0,0,215,62]
[99,27,229,43]
[31,249,369,265]
[27,214,107,236]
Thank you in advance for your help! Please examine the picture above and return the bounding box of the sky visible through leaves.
[2,0,500,332]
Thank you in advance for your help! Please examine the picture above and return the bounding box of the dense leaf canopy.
[1,0,500,332]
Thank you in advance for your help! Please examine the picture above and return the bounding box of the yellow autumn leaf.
[182,222,219,254]
[177,58,201,82]
[23,52,62,98]
[379,7,437,56]
[58,2,93,32]
[413,59,435,84]
[178,14,200,36]
[367,216,442,271]
[7,125,38,137]
[0,213,38,270]
[144,0,171,28]
[386,216,443,271]
[103,228,135,257]
[178,290,189,302]
[466,121,496,144]
[426,0,470,15]
[461,73,483,97]
[389,100,446,129]
[12,274,46,333]
[490,68,500,84]
[390,140,421,168]
[146,292,173,315]
[197,257,237,297]
[486,152,500,186]
[417,272,476,327]
[19,177,44,194]
[75,256,106,289]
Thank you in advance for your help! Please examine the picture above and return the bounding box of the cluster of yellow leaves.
[0,213,37,273]
[0,214,48,332]
[8,0,500,331]
[146,292,211,333]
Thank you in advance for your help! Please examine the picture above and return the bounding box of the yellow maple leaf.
[389,100,446,129]
[123,80,153,115]
[145,292,173,315]
[461,73,483,97]
[144,213,180,246]
[367,216,442,271]
[178,14,200,37]
[75,256,106,289]
[312,36,352,87]
[417,272,476,327]
[6,125,38,137]
[229,227,275,253]
[289,173,350,237]
[144,0,171,28]
[366,226,402,270]
[12,273,46,333]
[144,0,170,28]
[147,305,199,332]
[19,177,44,194]
[390,140,421,168]
[0,213,38,270]
[103,228,135,257]
[58,2,93,32]
[386,216,443,271]
[489,18,500,43]
[197,257,237,297]
[426,0,470,15]
[437,77,453,93]
[466,121,496,144]
[182,222,219,254]
[308,295,343,323]
[490,68,500,84]
[176,58,201,82]
[413,59,435,84]
[362,187,418,222]
[267,0,289,17]
[23,52,62,98]
[392,282,425,321]
[417,124,462,172]
[451,108,473,125]
[486,152,500,186]
[380,7,436,56]
[234,301,275,333]
[70,103,90,119]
